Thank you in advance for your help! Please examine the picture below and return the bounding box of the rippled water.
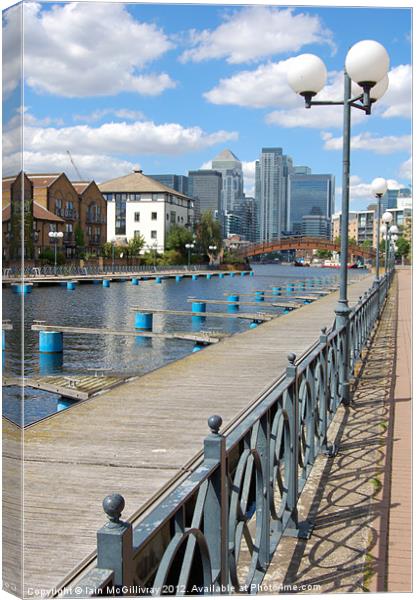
[2,265,352,425]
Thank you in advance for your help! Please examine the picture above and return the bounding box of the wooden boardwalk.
[2,274,374,595]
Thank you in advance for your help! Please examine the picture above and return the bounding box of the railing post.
[319,327,336,456]
[97,494,133,592]
[255,411,271,574]
[283,353,313,539]
[203,415,228,592]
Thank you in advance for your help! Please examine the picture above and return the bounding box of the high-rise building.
[187,170,222,221]
[224,196,257,242]
[211,149,243,213]
[287,173,335,239]
[255,147,293,242]
[148,174,189,196]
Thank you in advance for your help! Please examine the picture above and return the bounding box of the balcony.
[90,235,101,244]
[63,232,74,243]
[86,214,106,225]
[63,208,78,220]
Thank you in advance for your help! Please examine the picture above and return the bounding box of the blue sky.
[2,1,412,211]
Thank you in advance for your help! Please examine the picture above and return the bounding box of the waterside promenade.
[262,268,411,593]
[3,273,375,595]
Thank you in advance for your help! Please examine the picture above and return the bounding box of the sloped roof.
[98,170,191,200]
[26,173,62,187]
[2,202,64,223]
[212,148,240,163]
[71,181,91,194]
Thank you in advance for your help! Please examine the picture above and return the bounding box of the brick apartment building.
[2,172,107,261]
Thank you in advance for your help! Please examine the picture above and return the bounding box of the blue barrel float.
[249,321,258,329]
[192,343,203,353]
[272,286,281,296]
[39,331,63,353]
[229,272,235,278]
[218,273,225,279]
[240,271,246,277]
[227,294,239,313]
[175,275,183,282]
[131,278,139,285]
[57,398,77,412]
[135,312,153,331]
[39,352,63,375]
[2,330,5,351]
[67,281,76,290]
[13,283,32,294]
[206,273,212,280]
[255,290,265,302]
[103,279,110,288]
[192,274,199,281]
[249,271,255,277]
[155,276,162,284]
[92,279,101,285]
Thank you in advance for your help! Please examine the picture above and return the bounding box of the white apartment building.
[99,169,194,253]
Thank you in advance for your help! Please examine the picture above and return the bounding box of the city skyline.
[2,1,412,212]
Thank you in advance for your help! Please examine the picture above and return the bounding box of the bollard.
[39,331,63,353]
[67,281,76,290]
[103,279,110,288]
[155,277,162,284]
[227,294,239,313]
[131,278,139,285]
[134,312,153,331]
[192,274,199,281]
[272,286,281,296]
[255,290,265,302]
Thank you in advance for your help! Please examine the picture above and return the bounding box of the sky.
[2,0,413,211]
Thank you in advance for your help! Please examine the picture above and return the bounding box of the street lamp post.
[185,243,195,270]
[382,211,393,273]
[371,178,388,287]
[48,230,64,275]
[208,244,217,265]
[288,40,390,406]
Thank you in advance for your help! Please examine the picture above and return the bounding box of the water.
[2,265,349,425]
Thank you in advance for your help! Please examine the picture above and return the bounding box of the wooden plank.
[129,307,274,321]
[5,274,375,594]
[30,323,227,344]
[186,297,300,309]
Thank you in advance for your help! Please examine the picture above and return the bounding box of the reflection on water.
[2,265,351,425]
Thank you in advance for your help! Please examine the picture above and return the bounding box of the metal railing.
[2,264,216,278]
[65,270,394,597]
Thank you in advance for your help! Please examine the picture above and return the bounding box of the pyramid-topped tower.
[211,149,243,213]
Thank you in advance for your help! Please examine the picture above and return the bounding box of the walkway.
[262,268,411,593]
[3,274,374,595]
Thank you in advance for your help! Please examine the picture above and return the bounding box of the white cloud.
[73,108,145,123]
[3,151,137,183]
[399,157,412,181]
[335,176,407,201]
[14,2,175,97]
[321,131,411,155]
[181,6,334,64]
[378,65,412,119]
[205,60,299,108]
[242,160,256,196]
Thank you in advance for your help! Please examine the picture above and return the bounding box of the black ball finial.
[208,415,222,434]
[287,352,296,365]
[103,493,125,523]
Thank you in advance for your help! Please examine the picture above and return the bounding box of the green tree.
[127,235,145,258]
[196,211,222,258]
[74,224,85,248]
[165,225,194,257]
[316,249,333,259]
[360,240,372,249]
[395,236,410,260]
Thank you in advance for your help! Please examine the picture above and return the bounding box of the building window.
[170,211,176,224]
[115,193,126,235]
[151,230,157,239]
[134,230,141,239]
[151,212,157,220]
[134,212,140,222]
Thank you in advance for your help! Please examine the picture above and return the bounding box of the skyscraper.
[211,149,243,213]
[255,147,293,242]
[148,174,188,196]
[187,170,222,221]
[287,173,335,239]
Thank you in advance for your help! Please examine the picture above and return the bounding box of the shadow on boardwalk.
[263,277,399,593]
